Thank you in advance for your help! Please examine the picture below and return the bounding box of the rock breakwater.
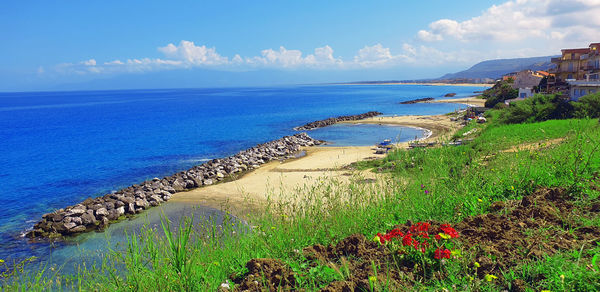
[26,133,322,239]
[293,111,382,131]
[399,97,434,104]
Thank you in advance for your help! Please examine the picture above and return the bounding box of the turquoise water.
[0,84,486,267]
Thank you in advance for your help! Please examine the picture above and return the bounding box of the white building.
[568,73,600,100]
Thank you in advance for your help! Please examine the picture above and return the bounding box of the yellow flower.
[0,259,4,264]
[372,236,381,244]
[474,261,480,268]
[484,274,497,282]
[560,274,565,281]
[368,275,377,284]
[541,290,551,292]
[438,233,451,240]
[477,198,483,202]
[271,226,276,230]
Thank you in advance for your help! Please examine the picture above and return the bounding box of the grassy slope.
[3,115,600,291]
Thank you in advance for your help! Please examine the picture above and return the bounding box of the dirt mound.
[228,187,600,291]
[456,187,600,280]
[232,258,297,291]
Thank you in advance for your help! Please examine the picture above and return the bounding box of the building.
[511,70,544,90]
[549,42,600,99]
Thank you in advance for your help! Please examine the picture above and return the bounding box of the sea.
[0,84,487,270]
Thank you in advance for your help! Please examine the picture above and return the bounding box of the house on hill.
[549,42,600,99]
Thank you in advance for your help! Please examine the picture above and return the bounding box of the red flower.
[440,224,459,238]
[434,248,451,259]
[402,234,413,246]
[435,234,441,240]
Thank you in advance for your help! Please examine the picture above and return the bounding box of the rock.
[64,222,77,229]
[444,93,457,97]
[90,204,104,211]
[126,202,136,214]
[116,206,125,216]
[107,209,121,220]
[81,212,96,225]
[104,201,115,210]
[69,216,82,225]
[95,208,109,217]
[135,199,149,209]
[203,179,213,185]
[66,207,86,216]
[70,225,86,233]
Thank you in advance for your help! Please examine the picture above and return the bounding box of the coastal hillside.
[438,55,557,80]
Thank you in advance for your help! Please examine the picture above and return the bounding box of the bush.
[572,93,600,118]
[482,81,518,108]
[497,94,573,124]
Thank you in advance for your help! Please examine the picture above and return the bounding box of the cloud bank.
[49,0,600,77]
[417,0,600,44]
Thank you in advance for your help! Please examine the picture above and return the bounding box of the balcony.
[551,57,562,63]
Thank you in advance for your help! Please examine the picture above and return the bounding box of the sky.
[2,0,600,91]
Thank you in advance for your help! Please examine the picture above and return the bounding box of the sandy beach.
[428,96,487,107]
[170,114,463,216]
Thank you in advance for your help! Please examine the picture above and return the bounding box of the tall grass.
[2,118,600,291]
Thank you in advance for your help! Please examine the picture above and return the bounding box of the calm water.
[0,84,486,266]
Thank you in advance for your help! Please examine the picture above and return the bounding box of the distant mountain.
[438,56,558,80]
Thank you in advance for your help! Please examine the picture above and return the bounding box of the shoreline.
[426,96,486,107]
[334,82,493,87]
[170,114,462,216]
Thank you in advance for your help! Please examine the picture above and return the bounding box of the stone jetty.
[293,111,382,131]
[26,133,322,239]
[399,97,434,104]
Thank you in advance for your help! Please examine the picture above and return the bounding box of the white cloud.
[157,40,229,66]
[418,0,600,44]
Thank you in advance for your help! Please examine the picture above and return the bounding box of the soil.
[229,188,600,291]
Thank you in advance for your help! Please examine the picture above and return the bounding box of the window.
[568,74,573,79]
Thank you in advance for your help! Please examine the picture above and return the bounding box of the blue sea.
[0,84,486,269]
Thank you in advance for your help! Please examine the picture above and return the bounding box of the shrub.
[482,81,518,108]
[572,93,600,118]
[497,94,573,124]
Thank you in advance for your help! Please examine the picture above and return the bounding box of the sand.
[426,96,487,107]
[170,114,463,216]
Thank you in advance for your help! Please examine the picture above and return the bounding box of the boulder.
[70,225,86,233]
[135,199,149,209]
[64,222,77,230]
[81,212,96,225]
[95,208,109,217]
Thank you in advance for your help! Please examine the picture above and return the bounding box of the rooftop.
[562,48,590,54]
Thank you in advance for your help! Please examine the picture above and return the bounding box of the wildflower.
[474,262,480,268]
[420,184,424,189]
[438,233,451,240]
[271,226,276,230]
[560,274,565,282]
[402,234,413,246]
[368,275,377,285]
[484,274,498,282]
[541,290,551,292]
[434,248,451,259]
[373,235,382,244]
[435,234,441,240]
[477,198,483,202]
[0,259,4,264]
[424,190,430,195]
[440,224,459,238]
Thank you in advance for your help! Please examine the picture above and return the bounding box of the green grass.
[2,117,600,291]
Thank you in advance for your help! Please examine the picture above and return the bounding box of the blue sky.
[2,0,600,91]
